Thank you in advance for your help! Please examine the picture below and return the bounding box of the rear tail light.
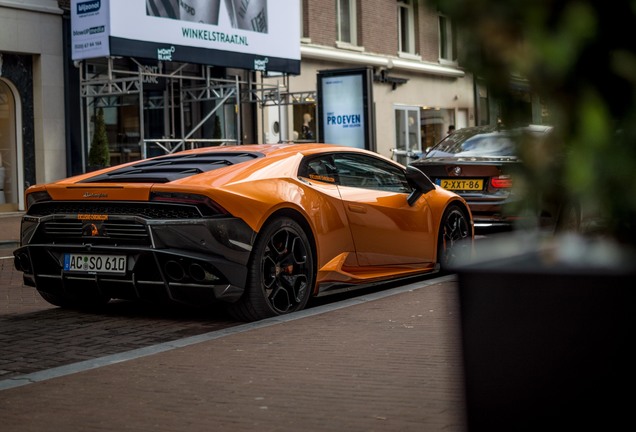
[26,190,52,211]
[150,192,229,216]
[490,175,512,189]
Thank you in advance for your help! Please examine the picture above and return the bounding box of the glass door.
[394,106,421,165]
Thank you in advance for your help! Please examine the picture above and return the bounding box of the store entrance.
[0,78,23,212]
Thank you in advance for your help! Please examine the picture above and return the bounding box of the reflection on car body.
[14,144,473,321]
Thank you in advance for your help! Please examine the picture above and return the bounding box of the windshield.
[425,129,517,158]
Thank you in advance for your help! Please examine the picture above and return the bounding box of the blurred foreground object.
[427,0,636,245]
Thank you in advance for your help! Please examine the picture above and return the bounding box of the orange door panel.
[299,179,358,268]
[336,186,436,266]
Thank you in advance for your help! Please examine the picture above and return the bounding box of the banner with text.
[71,0,300,74]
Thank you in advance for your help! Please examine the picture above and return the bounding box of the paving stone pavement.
[0,212,468,431]
[0,277,467,432]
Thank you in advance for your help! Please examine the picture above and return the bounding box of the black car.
[411,125,579,231]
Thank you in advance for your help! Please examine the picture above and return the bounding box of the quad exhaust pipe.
[165,260,219,283]
[15,253,32,273]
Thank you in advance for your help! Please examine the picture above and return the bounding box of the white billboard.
[71,0,300,73]
[71,0,110,59]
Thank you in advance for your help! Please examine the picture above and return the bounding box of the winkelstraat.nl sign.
[71,0,300,74]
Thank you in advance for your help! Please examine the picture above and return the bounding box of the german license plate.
[438,178,484,191]
[63,253,126,274]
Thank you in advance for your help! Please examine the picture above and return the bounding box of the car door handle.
[348,204,367,214]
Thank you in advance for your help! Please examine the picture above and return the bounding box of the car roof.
[75,143,386,185]
[175,143,370,157]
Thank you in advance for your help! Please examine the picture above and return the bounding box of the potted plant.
[425,1,636,430]
[88,107,110,170]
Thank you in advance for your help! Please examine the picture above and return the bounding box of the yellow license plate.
[439,178,484,191]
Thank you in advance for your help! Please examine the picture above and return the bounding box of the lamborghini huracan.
[14,144,473,321]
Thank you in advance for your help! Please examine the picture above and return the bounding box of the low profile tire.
[226,217,314,322]
[37,290,110,311]
[437,204,472,272]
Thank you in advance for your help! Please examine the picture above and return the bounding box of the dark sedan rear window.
[426,131,516,158]
[81,151,264,183]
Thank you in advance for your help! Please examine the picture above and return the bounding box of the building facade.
[3,0,542,214]
[263,0,478,164]
[0,0,65,212]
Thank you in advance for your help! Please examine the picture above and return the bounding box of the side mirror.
[405,165,435,206]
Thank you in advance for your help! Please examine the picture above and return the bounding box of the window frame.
[398,0,416,55]
[298,154,339,184]
[337,0,357,46]
[299,152,412,194]
[333,153,412,193]
[438,12,458,64]
[393,105,421,166]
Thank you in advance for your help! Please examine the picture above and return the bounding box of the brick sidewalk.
[0,277,467,432]
[1,212,468,431]
[0,212,21,258]
[0,212,21,240]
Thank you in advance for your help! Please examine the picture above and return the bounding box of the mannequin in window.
[302,113,314,140]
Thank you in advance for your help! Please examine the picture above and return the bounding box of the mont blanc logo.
[157,46,176,61]
[254,57,269,72]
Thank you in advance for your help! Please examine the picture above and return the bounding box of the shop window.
[293,104,316,142]
[0,79,20,211]
[420,107,455,151]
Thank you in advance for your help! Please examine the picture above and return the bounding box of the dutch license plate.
[438,178,484,191]
[63,253,126,274]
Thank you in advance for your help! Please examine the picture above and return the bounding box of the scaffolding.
[78,57,316,168]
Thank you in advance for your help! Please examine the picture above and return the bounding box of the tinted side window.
[298,155,338,184]
[333,153,411,193]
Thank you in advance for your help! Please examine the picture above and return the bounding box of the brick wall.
[305,0,443,61]
[418,6,440,62]
[360,0,397,55]
[305,0,337,47]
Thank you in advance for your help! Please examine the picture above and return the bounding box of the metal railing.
[390,148,422,165]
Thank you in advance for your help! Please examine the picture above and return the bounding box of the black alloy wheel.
[438,205,472,271]
[226,217,314,322]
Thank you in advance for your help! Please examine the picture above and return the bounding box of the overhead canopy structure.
[71,0,300,74]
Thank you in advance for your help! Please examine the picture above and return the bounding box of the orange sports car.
[14,144,473,321]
